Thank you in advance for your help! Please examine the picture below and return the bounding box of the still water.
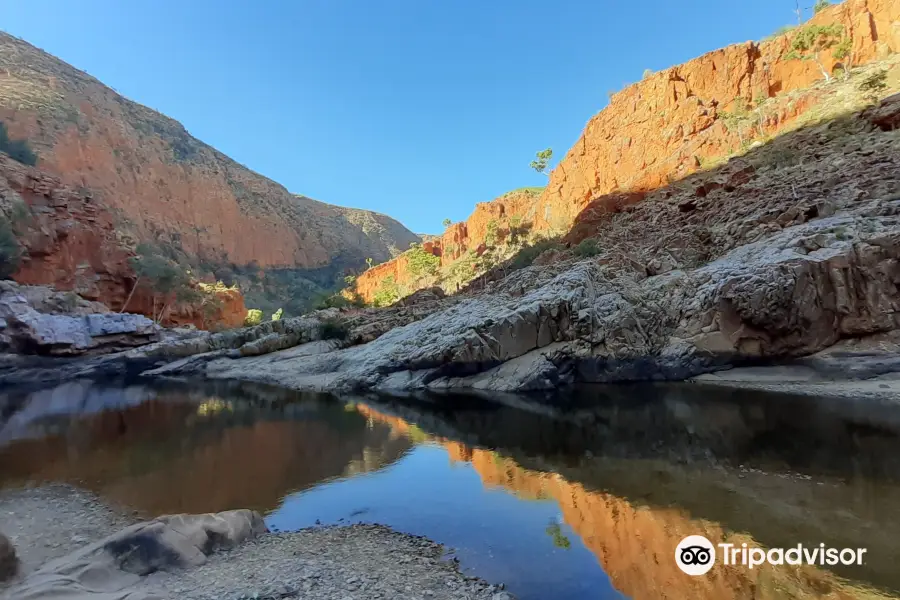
[1,379,900,599]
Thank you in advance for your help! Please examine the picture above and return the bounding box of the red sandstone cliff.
[0,155,246,328]
[354,0,900,303]
[0,32,418,272]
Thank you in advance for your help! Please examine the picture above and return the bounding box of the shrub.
[271,308,284,321]
[0,215,22,279]
[642,69,653,79]
[573,238,602,258]
[813,0,831,14]
[373,275,401,307]
[244,309,263,327]
[0,122,38,166]
[406,243,440,278]
[485,219,500,246]
[510,238,562,270]
[785,24,846,81]
[859,69,888,102]
[320,318,349,340]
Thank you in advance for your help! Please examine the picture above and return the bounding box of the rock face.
[535,0,900,233]
[0,532,17,583]
[6,510,266,600]
[0,32,418,306]
[0,156,247,329]
[356,0,900,302]
[353,189,541,303]
[0,281,161,356]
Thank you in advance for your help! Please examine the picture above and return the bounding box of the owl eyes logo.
[676,535,716,575]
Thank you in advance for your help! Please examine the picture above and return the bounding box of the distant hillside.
[0,31,419,315]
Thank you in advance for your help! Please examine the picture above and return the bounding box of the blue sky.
[2,0,812,233]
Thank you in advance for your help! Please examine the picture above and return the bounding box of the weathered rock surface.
[0,282,161,357]
[3,510,266,600]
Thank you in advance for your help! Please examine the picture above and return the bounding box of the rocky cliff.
[0,31,418,315]
[355,0,900,302]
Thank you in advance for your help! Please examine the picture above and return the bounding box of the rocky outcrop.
[353,189,541,303]
[0,282,161,356]
[0,33,418,274]
[0,156,247,329]
[6,510,266,600]
[535,0,900,233]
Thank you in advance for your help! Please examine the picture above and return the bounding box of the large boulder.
[6,510,266,600]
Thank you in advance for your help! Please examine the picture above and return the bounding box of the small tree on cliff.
[442,218,452,229]
[0,215,22,279]
[125,243,197,322]
[813,0,832,14]
[530,148,554,177]
[785,24,846,82]
[406,243,440,279]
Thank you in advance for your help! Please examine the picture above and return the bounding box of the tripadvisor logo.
[675,535,868,576]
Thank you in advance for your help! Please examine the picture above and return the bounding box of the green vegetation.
[315,291,366,310]
[573,238,602,258]
[642,68,654,79]
[365,257,374,270]
[0,122,38,166]
[442,218,452,228]
[510,238,562,270]
[271,308,284,321]
[530,148,553,176]
[485,219,500,246]
[545,522,572,550]
[785,24,847,81]
[859,69,888,102]
[0,214,22,279]
[244,309,263,327]
[762,24,797,43]
[505,186,545,196]
[406,243,440,278]
[373,275,401,307]
[128,243,201,322]
[813,0,832,14]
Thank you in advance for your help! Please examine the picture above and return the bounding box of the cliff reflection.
[0,383,412,515]
[355,387,900,600]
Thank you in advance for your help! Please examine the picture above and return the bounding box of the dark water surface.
[2,380,900,599]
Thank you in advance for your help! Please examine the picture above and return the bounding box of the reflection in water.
[1,380,899,600]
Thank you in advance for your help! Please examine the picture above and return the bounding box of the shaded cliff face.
[0,32,418,276]
[0,155,246,328]
[535,0,900,232]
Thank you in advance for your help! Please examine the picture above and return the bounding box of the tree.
[406,243,440,278]
[126,243,196,323]
[365,257,374,270]
[0,215,22,279]
[859,69,888,103]
[530,148,553,176]
[244,309,263,326]
[485,219,500,246]
[642,69,653,79]
[785,24,846,81]
[813,0,831,14]
[0,122,38,166]
[442,218,452,228]
[373,275,400,307]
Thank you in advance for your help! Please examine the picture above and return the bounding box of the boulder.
[6,510,266,600]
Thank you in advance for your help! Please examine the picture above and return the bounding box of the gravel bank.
[0,486,512,600]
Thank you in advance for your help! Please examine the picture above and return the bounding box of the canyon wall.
[0,31,419,290]
[354,0,900,303]
[536,0,900,231]
[0,155,245,328]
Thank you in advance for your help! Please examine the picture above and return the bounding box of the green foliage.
[343,274,356,285]
[320,318,350,341]
[365,257,374,270]
[859,69,888,102]
[510,238,562,270]
[0,122,38,166]
[529,148,553,176]
[129,244,197,321]
[813,0,831,14]
[545,522,572,550]
[271,308,284,321]
[642,68,653,79]
[762,24,797,42]
[373,275,401,307]
[485,219,500,246]
[0,215,22,279]
[785,25,845,80]
[315,292,365,310]
[244,309,264,327]
[573,238,602,257]
[406,243,440,278]
[442,218,452,228]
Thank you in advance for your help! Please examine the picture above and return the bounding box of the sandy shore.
[0,485,512,600]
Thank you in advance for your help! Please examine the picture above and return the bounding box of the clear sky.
[2,0,810,233]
